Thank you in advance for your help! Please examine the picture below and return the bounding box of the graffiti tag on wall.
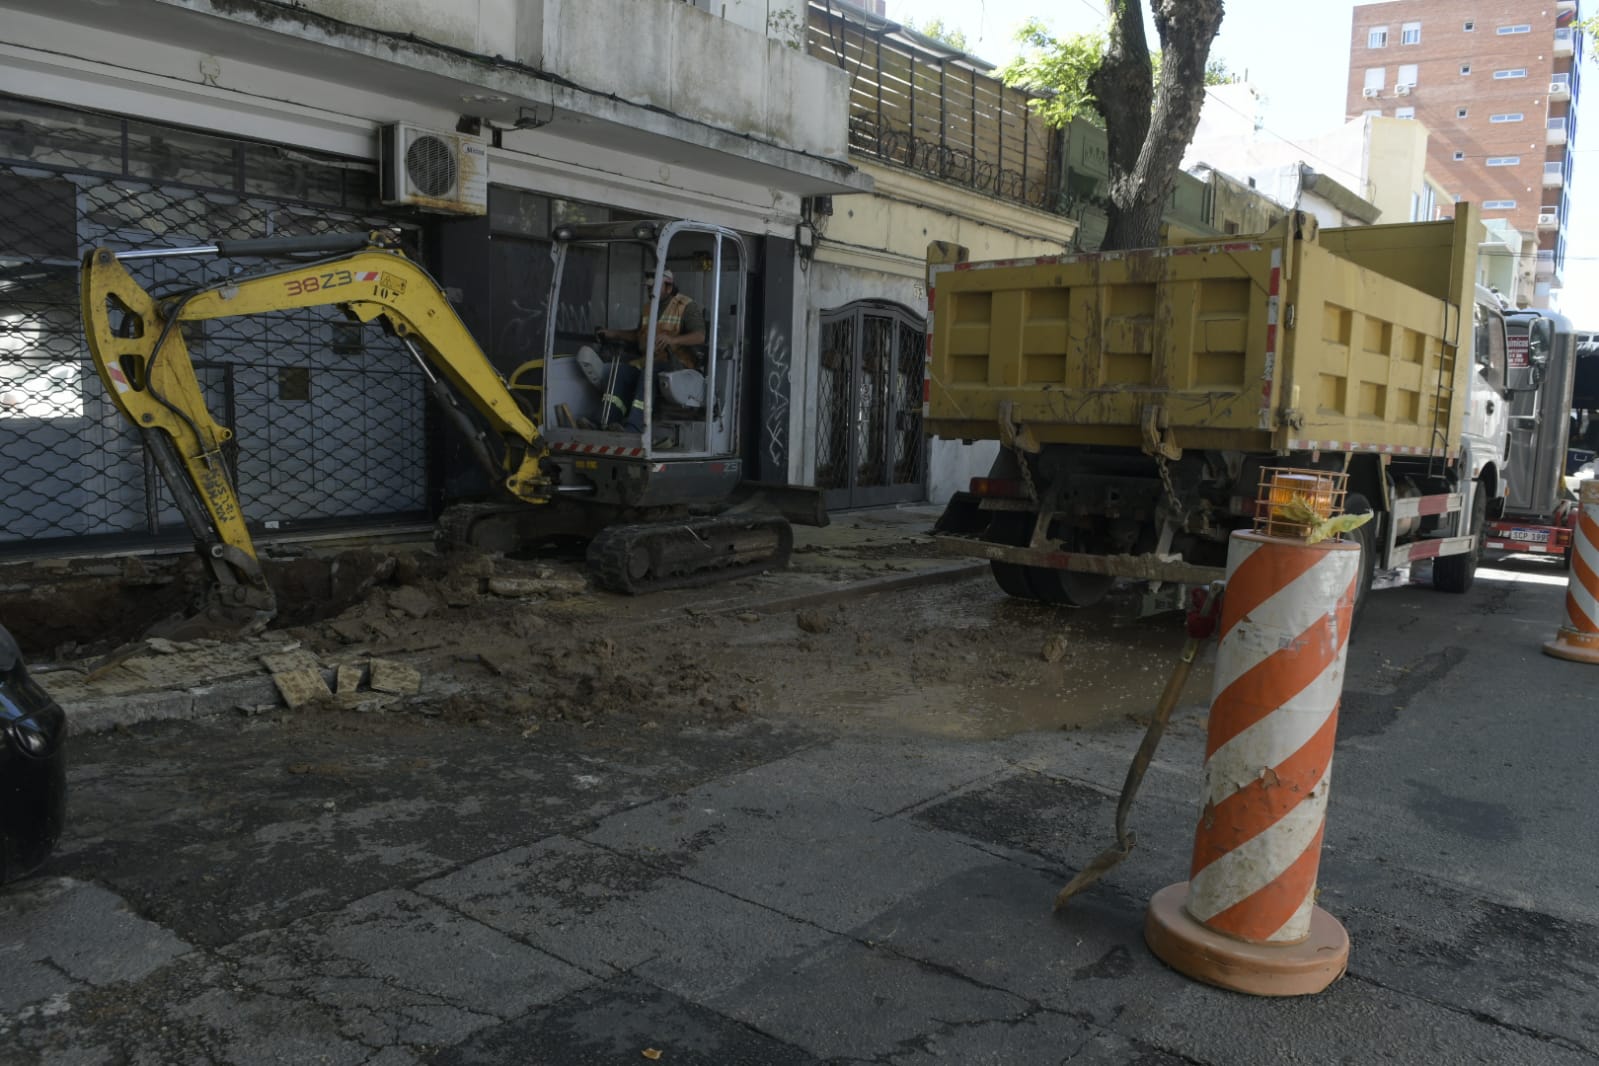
[763,324,790,473]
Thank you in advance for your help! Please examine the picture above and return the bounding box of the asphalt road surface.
[4,551,1596,1065]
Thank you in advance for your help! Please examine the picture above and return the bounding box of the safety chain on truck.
[1016,446,1040,504]
[1155,453,1188,529]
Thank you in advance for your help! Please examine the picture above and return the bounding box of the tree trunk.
[1090,0,1226,252]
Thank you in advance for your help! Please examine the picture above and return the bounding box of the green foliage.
[904,17,970,52]
[1000,18,1107,127]
[1001,19,1234,127]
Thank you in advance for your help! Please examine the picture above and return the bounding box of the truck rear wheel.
[1432,482,1486,594]
[1024,567,1114,607]
[987,513,1038,601]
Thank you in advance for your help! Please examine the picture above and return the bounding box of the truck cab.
[1462,291,1512,507]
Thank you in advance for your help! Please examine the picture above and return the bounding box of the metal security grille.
[815,301,926,509]
[0,95,428,553]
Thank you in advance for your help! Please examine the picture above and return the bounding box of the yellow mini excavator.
[81,222,817,633]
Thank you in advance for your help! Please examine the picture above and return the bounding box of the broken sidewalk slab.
[334,663,364,696]
[270,667,333,709]
[368,658,422,696]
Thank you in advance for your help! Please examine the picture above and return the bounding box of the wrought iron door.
[816,301,926,509]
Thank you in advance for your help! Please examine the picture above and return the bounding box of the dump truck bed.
[925,209,1482,457]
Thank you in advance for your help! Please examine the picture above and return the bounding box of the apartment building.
[1345,0,1582,307]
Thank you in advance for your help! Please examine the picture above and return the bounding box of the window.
[1490,112,1525,123]
[1368,26,1389,47]
[1493,68,1528,79]
[1398,63,1419,87]
[1486,156,1521,166]
[1464,19,1475,31]
[1457,107,1469,118]
[1496,24,1531,35]
[1396,106,1416,119]
[1474,301,1508,393]
[1453,151,1466,160]
[1482,200,1518,209]
[1364,67,1386,91]
[1401,22,1421,44]
[1461,64,1472,75]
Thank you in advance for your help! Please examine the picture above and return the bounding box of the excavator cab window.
[546,221,745,460]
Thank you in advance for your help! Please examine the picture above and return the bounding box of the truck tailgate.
[926,211,1478,459]
[927,239,1283,451]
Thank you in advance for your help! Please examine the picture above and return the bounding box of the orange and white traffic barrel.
[1145,529,1358,996]
[1544,480,1599,665]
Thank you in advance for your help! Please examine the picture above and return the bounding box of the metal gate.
[816,300,926,509]
[0,94,427,553]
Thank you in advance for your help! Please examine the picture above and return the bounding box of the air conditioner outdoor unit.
[1551,82,1567,93]
[379,123,488,215]
[1362,86,1381,98]
[1395,84,1412,95]
[1539,212,1558,225]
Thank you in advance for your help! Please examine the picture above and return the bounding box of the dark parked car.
[0,623,66,884]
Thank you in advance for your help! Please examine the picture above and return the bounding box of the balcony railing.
[1555,26,1574,55]
[1545,161,1566,185]
[1549,117,1569,144]
[807,1,1059,212]
[1536,249,1556,276]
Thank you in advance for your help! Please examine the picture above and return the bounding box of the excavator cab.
[532,220,746,509]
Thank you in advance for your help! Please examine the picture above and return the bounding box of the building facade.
[0,0,868,554]
[802,1,1076,509]
[1345,0,1582,307]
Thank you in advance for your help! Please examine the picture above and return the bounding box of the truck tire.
[1344,492,1378,623]
[1024,567,1114,607]
[987,513,1037,601]
[1433,481,1486,594]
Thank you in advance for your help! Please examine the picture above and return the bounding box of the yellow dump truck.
[927,206,1517,612]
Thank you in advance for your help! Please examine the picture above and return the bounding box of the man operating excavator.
[585,268,706,433]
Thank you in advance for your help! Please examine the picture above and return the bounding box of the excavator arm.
[81,231,553,632]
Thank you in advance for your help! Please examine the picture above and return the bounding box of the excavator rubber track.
[586,514,794,594]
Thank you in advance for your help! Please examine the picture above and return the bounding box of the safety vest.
[639,292,699,370]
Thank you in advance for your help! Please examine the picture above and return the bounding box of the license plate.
[1508,528,1550,543]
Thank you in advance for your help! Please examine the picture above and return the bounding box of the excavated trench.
[0,546,432,656]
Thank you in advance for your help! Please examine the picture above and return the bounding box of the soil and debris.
[10,511,1206,744]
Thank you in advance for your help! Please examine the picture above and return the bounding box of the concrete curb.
[65,675,281,736]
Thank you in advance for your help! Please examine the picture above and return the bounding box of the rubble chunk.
[271,667,332,708]
[1041,634,1070,663]
[796,609,832,634]
[260,649,320,675]
[328,618,370,645]
[387,585,437,619]
[334,663,363,695]
[488,575,587,599]
[368,658,422,696]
